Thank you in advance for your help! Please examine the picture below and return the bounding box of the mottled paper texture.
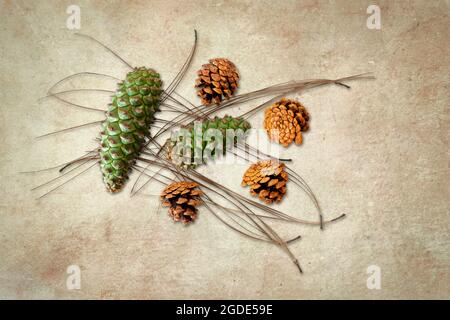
[0,0,449,299]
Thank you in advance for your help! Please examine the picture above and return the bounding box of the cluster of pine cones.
[160,58,314,222]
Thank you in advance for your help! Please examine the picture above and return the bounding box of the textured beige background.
[0,0,449,299]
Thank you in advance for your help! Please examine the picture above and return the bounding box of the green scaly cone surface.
[99,67,162,192]
[167,115,251,168]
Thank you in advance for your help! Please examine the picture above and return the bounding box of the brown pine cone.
[263,98,310,147]
[160,181,204,224]
[241,160,288,204]
[195,58,239,105]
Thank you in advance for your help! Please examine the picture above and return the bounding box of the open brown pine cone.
[195,58,239,105]
[160,181,204,224]
[241,160,288,204]
[263,98,310,147]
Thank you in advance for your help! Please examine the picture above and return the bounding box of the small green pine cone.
[167,115,251,168]
[99,67,162,192]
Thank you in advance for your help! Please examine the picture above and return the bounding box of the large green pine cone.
[168,115,251,168]
[100,67,162,192]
